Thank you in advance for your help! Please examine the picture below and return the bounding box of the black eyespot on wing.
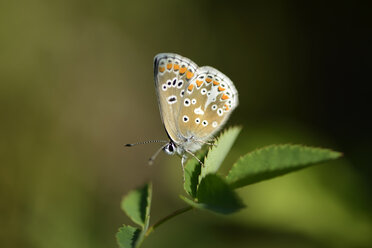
[172,78,177,86]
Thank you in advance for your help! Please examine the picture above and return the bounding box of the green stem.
[145,206,193,237]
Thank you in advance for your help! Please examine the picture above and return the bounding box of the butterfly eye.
[163,143,176,155]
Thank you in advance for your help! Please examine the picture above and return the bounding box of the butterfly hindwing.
[154,53,198,142]
[177,66,238,142]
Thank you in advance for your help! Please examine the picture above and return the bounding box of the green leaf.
[184,149,207,198]
[200,126,241,181]
[179,195,208,209]
[118,183,152,248]
[226,144,343,189]
[121,183,152,228]
[182,174,245,214]
[116,225,141,248]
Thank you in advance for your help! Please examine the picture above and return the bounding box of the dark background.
[1,1,371,247]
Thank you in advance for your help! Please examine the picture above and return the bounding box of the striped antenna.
[125,140,168,147]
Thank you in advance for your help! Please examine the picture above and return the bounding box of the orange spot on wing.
[224,104,229,111]
[187,84,194,91]
[186,71,194,79]
[221,94,229,100]
[206,77,212,83]
[213,81,219,85]
[159,67,165,72]
[218,86,225,91]
[174,64,180,71]
[179,67,187,74]
[196,80,203,87]
[167,63,172,70]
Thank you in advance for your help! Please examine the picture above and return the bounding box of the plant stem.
[145,206,193,237]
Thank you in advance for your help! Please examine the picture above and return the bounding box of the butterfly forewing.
[154,53,198,142]
[176,66,238,143]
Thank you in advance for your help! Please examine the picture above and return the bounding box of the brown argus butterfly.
[126,53,238,177]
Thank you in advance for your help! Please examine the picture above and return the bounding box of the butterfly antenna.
[148,144,168,166]
[125,140,168,147]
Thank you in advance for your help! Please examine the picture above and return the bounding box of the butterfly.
[126,53,238,177]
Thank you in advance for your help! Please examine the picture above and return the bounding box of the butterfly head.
[163,141,177,155]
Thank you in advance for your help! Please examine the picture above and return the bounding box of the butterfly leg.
[181,155,187,182]
[197,140,216,146]
[194,137,216,147]
[185,149,204,167]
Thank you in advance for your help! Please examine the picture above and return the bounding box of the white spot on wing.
[194,106,204,115]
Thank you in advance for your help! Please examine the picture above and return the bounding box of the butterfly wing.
[176,66,238,145]
[153,53,198,143]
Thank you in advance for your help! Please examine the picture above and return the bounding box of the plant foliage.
[117,127,343,248]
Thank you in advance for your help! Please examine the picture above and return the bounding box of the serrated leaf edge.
[226,144,343,185]
[198,126,242,185]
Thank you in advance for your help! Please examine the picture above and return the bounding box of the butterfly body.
[153,53,238,167]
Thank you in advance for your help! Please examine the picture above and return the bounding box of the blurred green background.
[1,1,371,247]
